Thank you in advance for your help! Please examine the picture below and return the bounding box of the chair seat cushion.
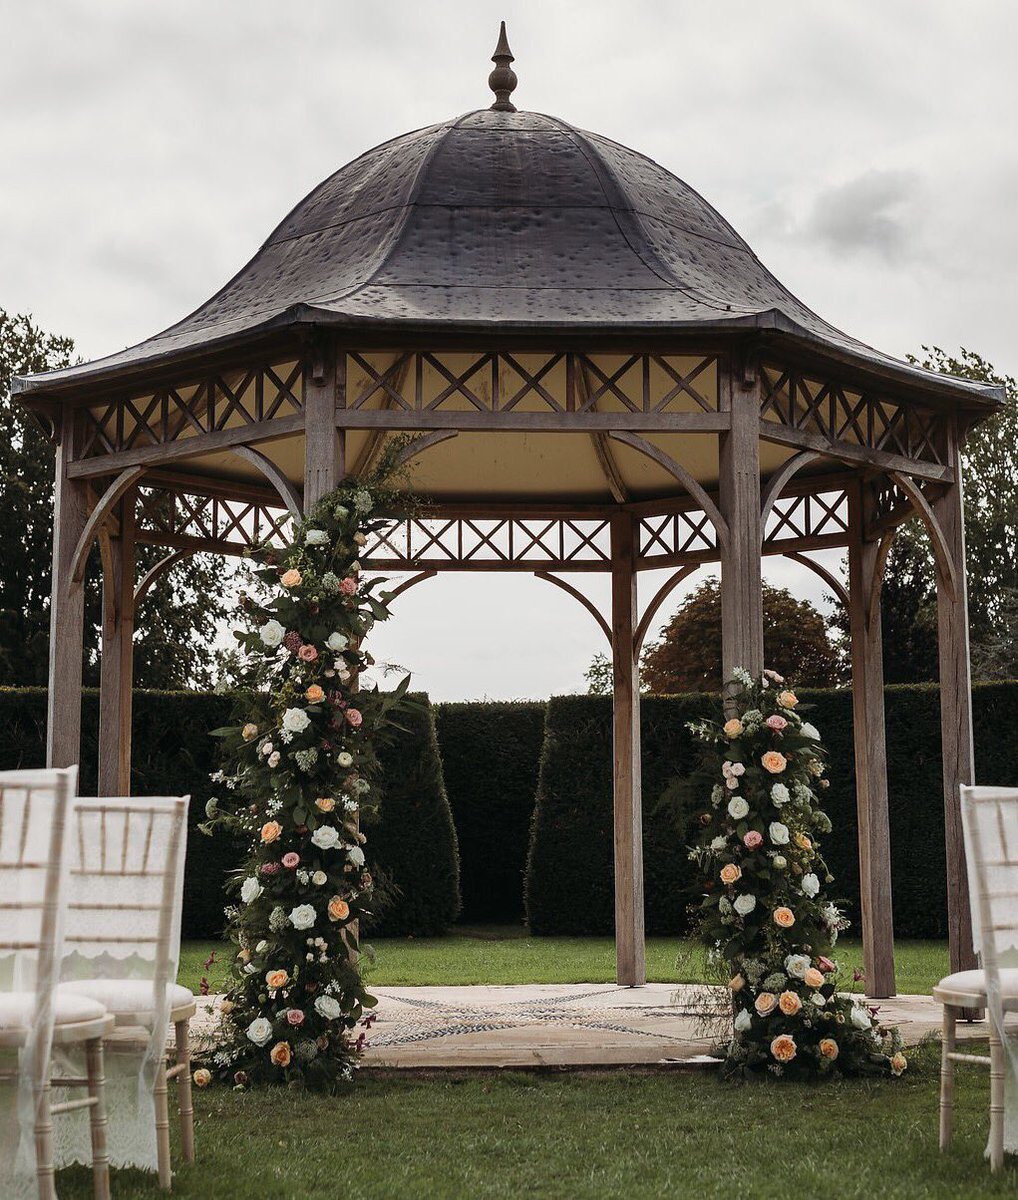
[0,990,107,1031]
[58,979,195,1018]
[933,968,1018,1004]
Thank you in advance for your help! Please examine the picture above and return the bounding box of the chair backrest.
[0,767,77,998]
[961,785,1018,998]
[61,796,190,1000]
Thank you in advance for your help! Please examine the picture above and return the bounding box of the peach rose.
[761,751,787,775]
[754,992,777,1016]
[315,797,335,813]
[773,906,796,928]
[192,1068,211,1088]
[280,569,302,588]
[795,833,813,851]
[723,718,744,739]
[890,1052,907,1076]
[778,990,802,1016]
[241,722,258,741]
[260,821,282,844]
[803,967,825,989]
[819,1037,839,1060]
[777,690,798,709]
[720,863,742,886]
[328,896,350,922]
[269,1042,292,1067]
[770,1034,797,1063]
[297,644,318,663]
[305,684,324,703]
[265,969,289,990]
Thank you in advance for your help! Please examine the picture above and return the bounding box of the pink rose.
[297,644,318,663]
[286,1009,305,1026]
[345,708,363,728]
[818,955,836,973]
[338,577,357,596]
[765,715,788,731]
[743,830,763,850]
[282,852,300,870]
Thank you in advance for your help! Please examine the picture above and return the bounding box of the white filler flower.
[282,707,311,734]
[289,904,317,931]
[727,796,749,820]
[733,893,757,916]
[246,1017,273,1046]
[259,619,285,648]
[315,995,343,1020]
[240,877,262,904]
[304,528,329,545]
[311,826,341,850]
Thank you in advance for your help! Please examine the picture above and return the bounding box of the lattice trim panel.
[764,486,849,547]
[135,487,293,552]
[80,361,304,459]
[760,364,947,467]
[347,352,721,416]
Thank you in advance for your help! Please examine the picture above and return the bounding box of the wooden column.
[303,337,345,511]
[847,479,896,998]
[610,509,645,987]
[47,408,89,769]
[98,491,136,796]
[719,359,764,704]
[933,437,977,977]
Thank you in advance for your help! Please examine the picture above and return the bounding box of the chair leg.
[33,1077,56,1200]
[939,1004,956,1150]
[154,1051,172,1190]
[174,1019,195,1164]
[989,1027,1005,1173]
[85,1038,111,1200]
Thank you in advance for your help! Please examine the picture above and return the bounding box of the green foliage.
[366,695,461,936]
[433,701,546,922]
[639,579,845,694]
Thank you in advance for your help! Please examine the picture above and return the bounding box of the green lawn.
[55,1044,1015,1199]
[179,925,950,996]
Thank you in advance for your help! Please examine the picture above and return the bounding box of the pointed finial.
[488,21,518,112]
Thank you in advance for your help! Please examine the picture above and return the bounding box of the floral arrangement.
[200,460,414,1090]
[688,668,906,1079]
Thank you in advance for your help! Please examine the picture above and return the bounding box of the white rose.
[770,784,790,806]
[727,797,749,820]
[769,822,790,845]
[259,619,285,648]
[282,707,311,734]
[312,870,328,886]
[800,723,821,740]
[255,940,268,954]
[304,528,329,545]
[246,1017,273,1046]
[268,751,280,768]
[734,1009,752,1034]
[733,893,757,916]
[784,954,810,979]
[730,762,745,778]
[709,836,727,852]
[347,846,365,867]
[850,1005,872,1030]
[326,632,349,652]
[315,995,343,1020]
[312,826,340,850]
[801,872,820,898]
[240,877,262,904]
[811,993,827,1007]
[337,751,353,768]
[289,904,317,931]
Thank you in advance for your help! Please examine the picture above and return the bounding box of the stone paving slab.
[193,984,985,1070]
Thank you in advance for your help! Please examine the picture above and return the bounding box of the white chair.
[0,767,113,1200]
[57,795,194,1191]
[935,785,1018,1172]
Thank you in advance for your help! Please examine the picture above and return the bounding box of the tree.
[0,308,230,690]
[640,579,843,694]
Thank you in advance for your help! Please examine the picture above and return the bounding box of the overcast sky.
[3,2,1015,700]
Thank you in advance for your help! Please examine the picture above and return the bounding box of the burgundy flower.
[283,631,303,655]
[260,861,281,876]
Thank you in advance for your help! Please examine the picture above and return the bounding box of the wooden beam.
[334,410,730,433]
[759,421,953,483]
[760,451,820,529]
[634,565,698,654]
[47,409,89,769]
[610,510,645,987]
[533,572,612,644]
[848,481,896,998]
[303,339,344,512]
[98,491,136,796]
[231,446,303,517]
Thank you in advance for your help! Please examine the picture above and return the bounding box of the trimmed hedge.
[434,701,546,923]
[0,687,461,941]
[525,683,1018,939]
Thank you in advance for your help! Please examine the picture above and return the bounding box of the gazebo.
[16,26,1002,998]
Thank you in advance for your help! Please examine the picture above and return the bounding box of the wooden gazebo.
[16,27,1002,997]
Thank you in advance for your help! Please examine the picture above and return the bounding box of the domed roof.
[15,100,1001,405]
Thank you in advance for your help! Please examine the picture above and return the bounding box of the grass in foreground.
[178,925,949,996]
[56,1044,1015,1199]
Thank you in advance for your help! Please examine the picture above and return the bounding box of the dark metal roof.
[15,108,1002,405]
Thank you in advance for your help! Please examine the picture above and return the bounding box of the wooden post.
[847,480,896,998]
[933,437,977,978]
[47,407,89,769]
[303,337,345,510]
[610,509,645,987]
[719,357,764,703]
[98,491,136,795]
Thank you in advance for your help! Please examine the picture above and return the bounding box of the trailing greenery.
[433,700,546,922]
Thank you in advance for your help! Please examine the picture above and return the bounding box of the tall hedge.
[525,682,1018,939]
[364,694,461,937]
[434,700,546,923]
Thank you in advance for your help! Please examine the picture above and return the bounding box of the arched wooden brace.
[70,465,147,584]
[231,446,303,517]
[888,471,957,600]
[391,430,460,472]
[760,451,821,532]
[633,564,698,656]
[97,488,137,796]
[533,571,612,644]
[865,530,897,631]
[134,549,192,605]
[384,569,438,601]
[783,551,850,611]
[606,431,730,550]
